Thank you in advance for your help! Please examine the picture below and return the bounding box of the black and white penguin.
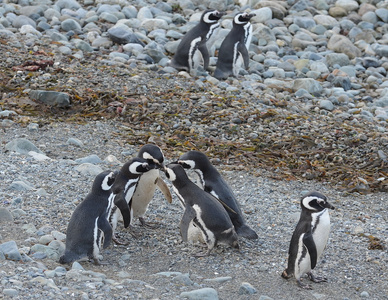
[282,191,335,289]
[59,170,116,265]
[177,150,258,240]
[169,9,225,74]
[109,145,172,243]
[164,163,239,256]
[213,12,255,80]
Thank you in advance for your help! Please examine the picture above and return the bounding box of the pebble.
[180,288,219,300]
[238,282,257,295]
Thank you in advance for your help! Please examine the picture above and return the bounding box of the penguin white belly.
[189,37,202,71]
[192,204,216,248]
[187,221,205,244]
[130,170,158,221]
[233,43,242,77]
[295,234,311,279]
[312,209,331,260]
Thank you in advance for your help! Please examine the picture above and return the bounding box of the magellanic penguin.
[177,150,258,240]
[164,163,239,257]
[169,9,225,75]
[214,12,255,80]
[109,145,172,243]
[282,191,335,289]
[59,170,116,265]
[109,157,161,244]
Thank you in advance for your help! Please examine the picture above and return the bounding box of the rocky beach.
[0,0,387,299]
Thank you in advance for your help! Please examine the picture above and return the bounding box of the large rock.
[108,26,145,46]
[29,90,70,107]
[327,34,362,59]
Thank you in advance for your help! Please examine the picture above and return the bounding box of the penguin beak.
[247,13,256,20]
[323,202,335,210]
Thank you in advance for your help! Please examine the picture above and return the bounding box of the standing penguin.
[169,9,225,74]
[59,170,116,265]
[282,191,335,289]
[214,12,255,80]
[109,156,161,243]
[177,150,258,240]
[164,163,239,256]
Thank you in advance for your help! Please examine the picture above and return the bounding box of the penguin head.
[164,163,189,182]
[301,191,335,212]
[202,9,226,24]
[138,144,165,168]
[234,12,256,25]
[128,157,159,174]
[177,150,211,171]
[94,170,116,191]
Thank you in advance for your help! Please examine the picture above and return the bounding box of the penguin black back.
[59,170,116,265]
[178,150,258,240]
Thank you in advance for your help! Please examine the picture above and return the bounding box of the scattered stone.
[29,90,70,107]
[0,208,14,223]
[5,138,43,155]
[180,288,219,300]
[239,282,257,295]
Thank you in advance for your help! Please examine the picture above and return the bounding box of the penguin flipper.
[156,177,172,203]
[98,216,113,249]
[303,232,318,269]
[198,43,210,70]
[180,206,197,242]
[237,43,250,70]
[114,192,131,228]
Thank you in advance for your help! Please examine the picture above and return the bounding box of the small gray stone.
[75,154,102,164]
[320,100,335,111]
[0,208,13,223]
[0,241,22,261]
[180,288,219,300]
[204,276,232,283]
[29,90,70,107]
[259,296,274,300]
[75,163,103,176]
[67,137,84,147]
[61,18,81,32]
[12,15,36,29]
[239,282,257,295]
[9,180,34,191]
[5,138,43,155]
[3,289,18,297]
[361,291,370,298]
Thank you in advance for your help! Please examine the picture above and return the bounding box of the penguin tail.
[236,224,258,240]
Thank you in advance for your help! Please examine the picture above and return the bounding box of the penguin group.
[59,145,335,289]
[169,10,256,79]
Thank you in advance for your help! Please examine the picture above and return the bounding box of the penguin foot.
[112,235,129,245]
[93,257,109,265]
[297,279,312,290]
[307,272,327,283]
[139,217,158,229]
[281,270,292,279]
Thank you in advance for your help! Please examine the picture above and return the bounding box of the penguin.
[164,163,239,256]
[132,144,172,228]
[169,9,225,75]
[282,191,335,289]
[214,12,255,80]
[59,170,116,265]
[177,150,258,240]
[109,156,161,244]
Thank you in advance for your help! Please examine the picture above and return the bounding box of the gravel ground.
[0,0,388,298]
[0,121,387,300]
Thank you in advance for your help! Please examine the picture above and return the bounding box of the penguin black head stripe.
[282,191,334,289]
[138,144,164,167]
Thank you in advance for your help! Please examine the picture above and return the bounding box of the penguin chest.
[131,170,159,218]
[311,209,331,259]
[189,37,203,69]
